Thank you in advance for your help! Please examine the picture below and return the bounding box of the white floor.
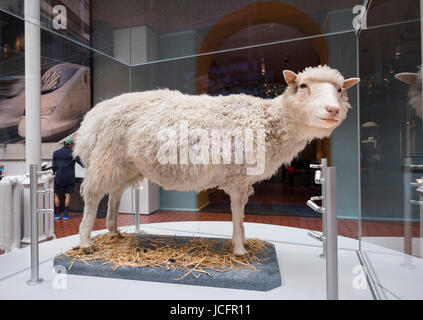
[0,221,386,300]
[362,236,422,258]
[360,237,423,300]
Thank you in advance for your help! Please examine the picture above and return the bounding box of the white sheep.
[74,65,359,255]
[396,67,422,118]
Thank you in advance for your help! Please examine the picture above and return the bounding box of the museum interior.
[0,0,422,300]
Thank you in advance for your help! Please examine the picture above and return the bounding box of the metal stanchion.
[37,184,54,238]
[403,159,422,267]
[134,186,140,233]
[321,158,328,258]
[309,158,327,257]
[419,188,423,258]
[325,167,338,300]
[307,158,339,300]
[402,158,414,267]
[407,164,423,259]
[27,164,43,285]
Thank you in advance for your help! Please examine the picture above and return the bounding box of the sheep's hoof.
[233,245,248,257]
[109,231,123,239]
[79,240,92,251]
[82,246,95,255]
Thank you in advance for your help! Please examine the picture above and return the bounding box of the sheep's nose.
[325,105,340,115]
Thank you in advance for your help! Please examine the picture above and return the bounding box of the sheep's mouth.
[318,118,339,124]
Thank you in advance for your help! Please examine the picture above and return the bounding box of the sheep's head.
[282,65,359,137]
[395,68,422,119]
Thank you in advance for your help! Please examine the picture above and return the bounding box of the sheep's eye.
[338,88,342,93]
[300,84,307,89]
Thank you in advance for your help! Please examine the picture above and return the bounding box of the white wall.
[113,24,160,215]
[113,25,158,65]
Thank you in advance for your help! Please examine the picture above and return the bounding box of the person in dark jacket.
[52,137,83,220]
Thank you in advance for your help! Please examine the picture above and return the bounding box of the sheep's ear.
[283,70,297,85]
[343,78,360,89]
[395,72,418,85]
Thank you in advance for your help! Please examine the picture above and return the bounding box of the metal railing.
[27,164,53,286]
[404,158,423,260]
[306,158,339,300]
[131,185,142,233]
[134,185,140,232]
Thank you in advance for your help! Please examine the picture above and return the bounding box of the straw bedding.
[60,232,272,280]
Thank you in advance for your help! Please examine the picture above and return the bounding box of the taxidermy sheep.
[74,65,359,255]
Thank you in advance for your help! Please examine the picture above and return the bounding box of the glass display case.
[0,0,421,299]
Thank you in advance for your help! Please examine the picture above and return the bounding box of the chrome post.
[40,176,46,238]
[321,158,327,258]
[308,159,327,257]
[27,164,43,285]
[307,158,339,300]
[131,186,134,227]
[402,158,415,268]
[134,185,140,233]
[325,167,338,300]
[407,167,423,259]
[419,189,423,258]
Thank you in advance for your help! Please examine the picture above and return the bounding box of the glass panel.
[0,8,24,143]
[0,3,130,217]
[91,0,365,63]
[359,12,423,299]
[14,0,423,299]
[0,1,90,45]
[0,0,24,18]
[130,30,359,240]
[366,0,420,28]
[0,13,130,144]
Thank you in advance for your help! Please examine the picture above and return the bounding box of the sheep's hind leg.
[106,172,144,236]
[106,187,125,237]
[79,191,103,250]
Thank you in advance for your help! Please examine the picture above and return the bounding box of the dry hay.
[59,232,272,280]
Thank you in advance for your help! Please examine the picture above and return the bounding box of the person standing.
[52,137,83,220]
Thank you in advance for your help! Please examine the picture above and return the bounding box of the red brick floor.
[52,210,421,240]
[210,183,320,206]
[49,181,419,241]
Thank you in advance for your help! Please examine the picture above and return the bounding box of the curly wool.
[75,66,351,198]
[74,65,355,254]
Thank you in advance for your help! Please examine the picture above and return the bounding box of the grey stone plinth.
[54,234,281,291]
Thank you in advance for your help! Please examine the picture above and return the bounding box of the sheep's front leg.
[79,192,103,249]
[229,190,249,256]
[106,188,125,236]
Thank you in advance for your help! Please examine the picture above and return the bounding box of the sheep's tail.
[73,109,99,169]
[72,105,125,201]
[73,119,100,202]
[78,176,95,203]
[73,128,90,167]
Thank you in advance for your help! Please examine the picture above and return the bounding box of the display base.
[53,234,281,291]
